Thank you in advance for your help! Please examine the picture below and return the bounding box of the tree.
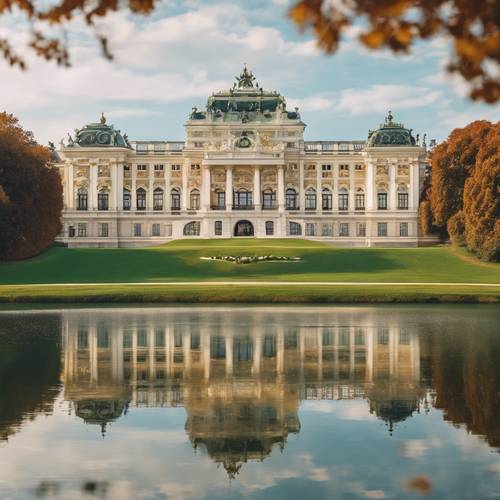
[462,123,500,261]
[0,113,63,260]
[0,0,499,103]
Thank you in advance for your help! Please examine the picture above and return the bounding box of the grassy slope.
[0,239,499,285]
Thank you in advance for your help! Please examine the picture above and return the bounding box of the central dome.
[367,111,417,147]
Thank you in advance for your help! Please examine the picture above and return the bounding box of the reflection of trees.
[425,326,500,449]
[0,314,61,441]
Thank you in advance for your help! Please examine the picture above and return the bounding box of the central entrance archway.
[234,220,254,237]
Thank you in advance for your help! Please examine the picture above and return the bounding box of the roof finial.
[100,112,106,125]
[235,64,255,88]
[386,110,393,125]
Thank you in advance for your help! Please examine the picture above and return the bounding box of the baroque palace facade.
[56,67,428,247]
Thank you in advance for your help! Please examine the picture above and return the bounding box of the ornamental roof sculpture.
[64,114,131,148]
[188,65,302,124]
[366,111,417,147]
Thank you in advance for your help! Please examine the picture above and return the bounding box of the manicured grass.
[0,239,499,285]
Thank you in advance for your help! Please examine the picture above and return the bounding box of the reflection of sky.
[1,395,500,499]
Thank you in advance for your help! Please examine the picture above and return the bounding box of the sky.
[0,0,498,146]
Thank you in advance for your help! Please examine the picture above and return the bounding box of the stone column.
[225,335,233,376]
[202,165,211,211]
[116,164,124,211]
[252,332,262,376]
[389,162,396,210]
[254,166,261,210]
[148,167,154,211]
[366,328,373,382]
[333,164,339,212]
[67,162,74,209]
[110,162,118,210]
[226,165,233,211]
[181,162,188,211]
[349,168,355,214]
[316,163,322,211]
[366,162,374,211]
[165,164,171,211]
[89,162,98,210]
[277,165,285,212]
[410,162,419,210]
[299,159,305,210]
[131,165,137,210]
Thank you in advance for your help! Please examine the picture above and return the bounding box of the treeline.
[420,121,499,262]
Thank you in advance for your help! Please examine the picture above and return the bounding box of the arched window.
[338,187,348,211]
[123,189,131,210]
[305,188,316,210]
[289,221,302,236]
[136,188,146,210]
[98,189,109,211]
[234,188,252,209]
[190,189,200,210]
[77,188,88,211]
[153,188,164,211]
[285,188,298,210]
[322,187,332,210]
[355,188,365,211]
[265,221,274,235]
[183,221,200,236]
[377,189,388,210]
[397,185,409,209]
[171,188,181,210]
[262,189,276,209]
[215,190,225,209]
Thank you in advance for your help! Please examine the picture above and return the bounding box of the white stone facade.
[56,68,427,248]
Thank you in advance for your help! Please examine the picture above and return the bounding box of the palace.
[56,66,428,247]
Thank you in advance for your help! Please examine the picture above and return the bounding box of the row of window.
[300,222,409,237]
[76,188,409,211]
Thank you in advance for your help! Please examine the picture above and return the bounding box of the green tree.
[0,113,63,260]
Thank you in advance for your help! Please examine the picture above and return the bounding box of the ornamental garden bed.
[200,255,301,264]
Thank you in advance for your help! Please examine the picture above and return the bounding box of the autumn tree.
[0,0,499,102]
[0,113,63,260]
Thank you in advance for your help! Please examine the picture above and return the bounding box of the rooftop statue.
[235,64,256,89]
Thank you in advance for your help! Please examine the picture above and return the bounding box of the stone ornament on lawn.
[200,255,301,264]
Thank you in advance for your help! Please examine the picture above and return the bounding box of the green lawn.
[0,238,499,285]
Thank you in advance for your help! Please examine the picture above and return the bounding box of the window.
[339,223,349,237]
[263,336,276,357]
[136,144,148,153]
[77,189,88,210]
[305,188,316,210]
[183,221,200,236]
[97,328,109,348]
[339,164,349,175]
[215,191,225,209]
[322,188,332,210]
[265,221,274,235]
[398,192,409,209]
[191,164,200,171]
[134,223,142,237]
[123,189,131,210]
[234,189,252,209]
[214,220,222,236]
[339,143,349,151]
[154,164,164,171]
[77,329,88,349]
[191,333,201,350]
[285,188,298,210]
[378,328,389,345]
[355,164,364,171]
[154,144,166,153]
[400,222,409,237]
[171,164,181,171]
[136,188,146,210]
[190,189,200,210]
[137,164,147,171]
[171,188,181,210]
[124,165,130,171]
[322,164,332,171]
[211,336,226,359]
[321,224,333,237]
[378,192,387,210]
[378,222,388,237]
[262,189,276,209]
[98,223,108,237]
[153,188,164,210]
[357,223,366,237]
[152,223,161,237]
[289,222,302,236]
[355,191,365,210]
[97,190,109,210]
[77,223,87,237]
[155,329,165,347]
[338,188,349,211]
[305,223,316,236]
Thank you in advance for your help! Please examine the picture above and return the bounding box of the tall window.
[377,191,388,210]
[305,223,316,236]
[153,188,164,210]
[322,188,332,210]
[398,191,409,209]
[190,189,200,210]
[378,222,388,237]
[98,190,109,210]
[262,189,276,209]
[77,189,88,210]
[123,189,131,210]
[134,223,142,237]
[136,188,146,210]
[98,223,108,237]
[77,223,87,237]
[234,189,252,209]
[183,221,200,236]
[171,188,181,210]
[215,190,225,209]
[214,220,222,236]
[400,222,409,236]
[355,190,365,210]
[285,188,298,210]
[357,223,366,237]
[289,222,302,235]
[338,188,349,211]
[339,223,349,237]
[305,188,316,210]
[152,223,161,236]
[265,221,274,235]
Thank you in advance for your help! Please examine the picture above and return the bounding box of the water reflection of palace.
[62,309,422,474]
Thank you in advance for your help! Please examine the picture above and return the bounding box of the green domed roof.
[367,111,417,147]
[67,114,131,148]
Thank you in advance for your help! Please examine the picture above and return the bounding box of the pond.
[0,305,499,499]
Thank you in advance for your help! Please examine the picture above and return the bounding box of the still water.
[0,305,499,499]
